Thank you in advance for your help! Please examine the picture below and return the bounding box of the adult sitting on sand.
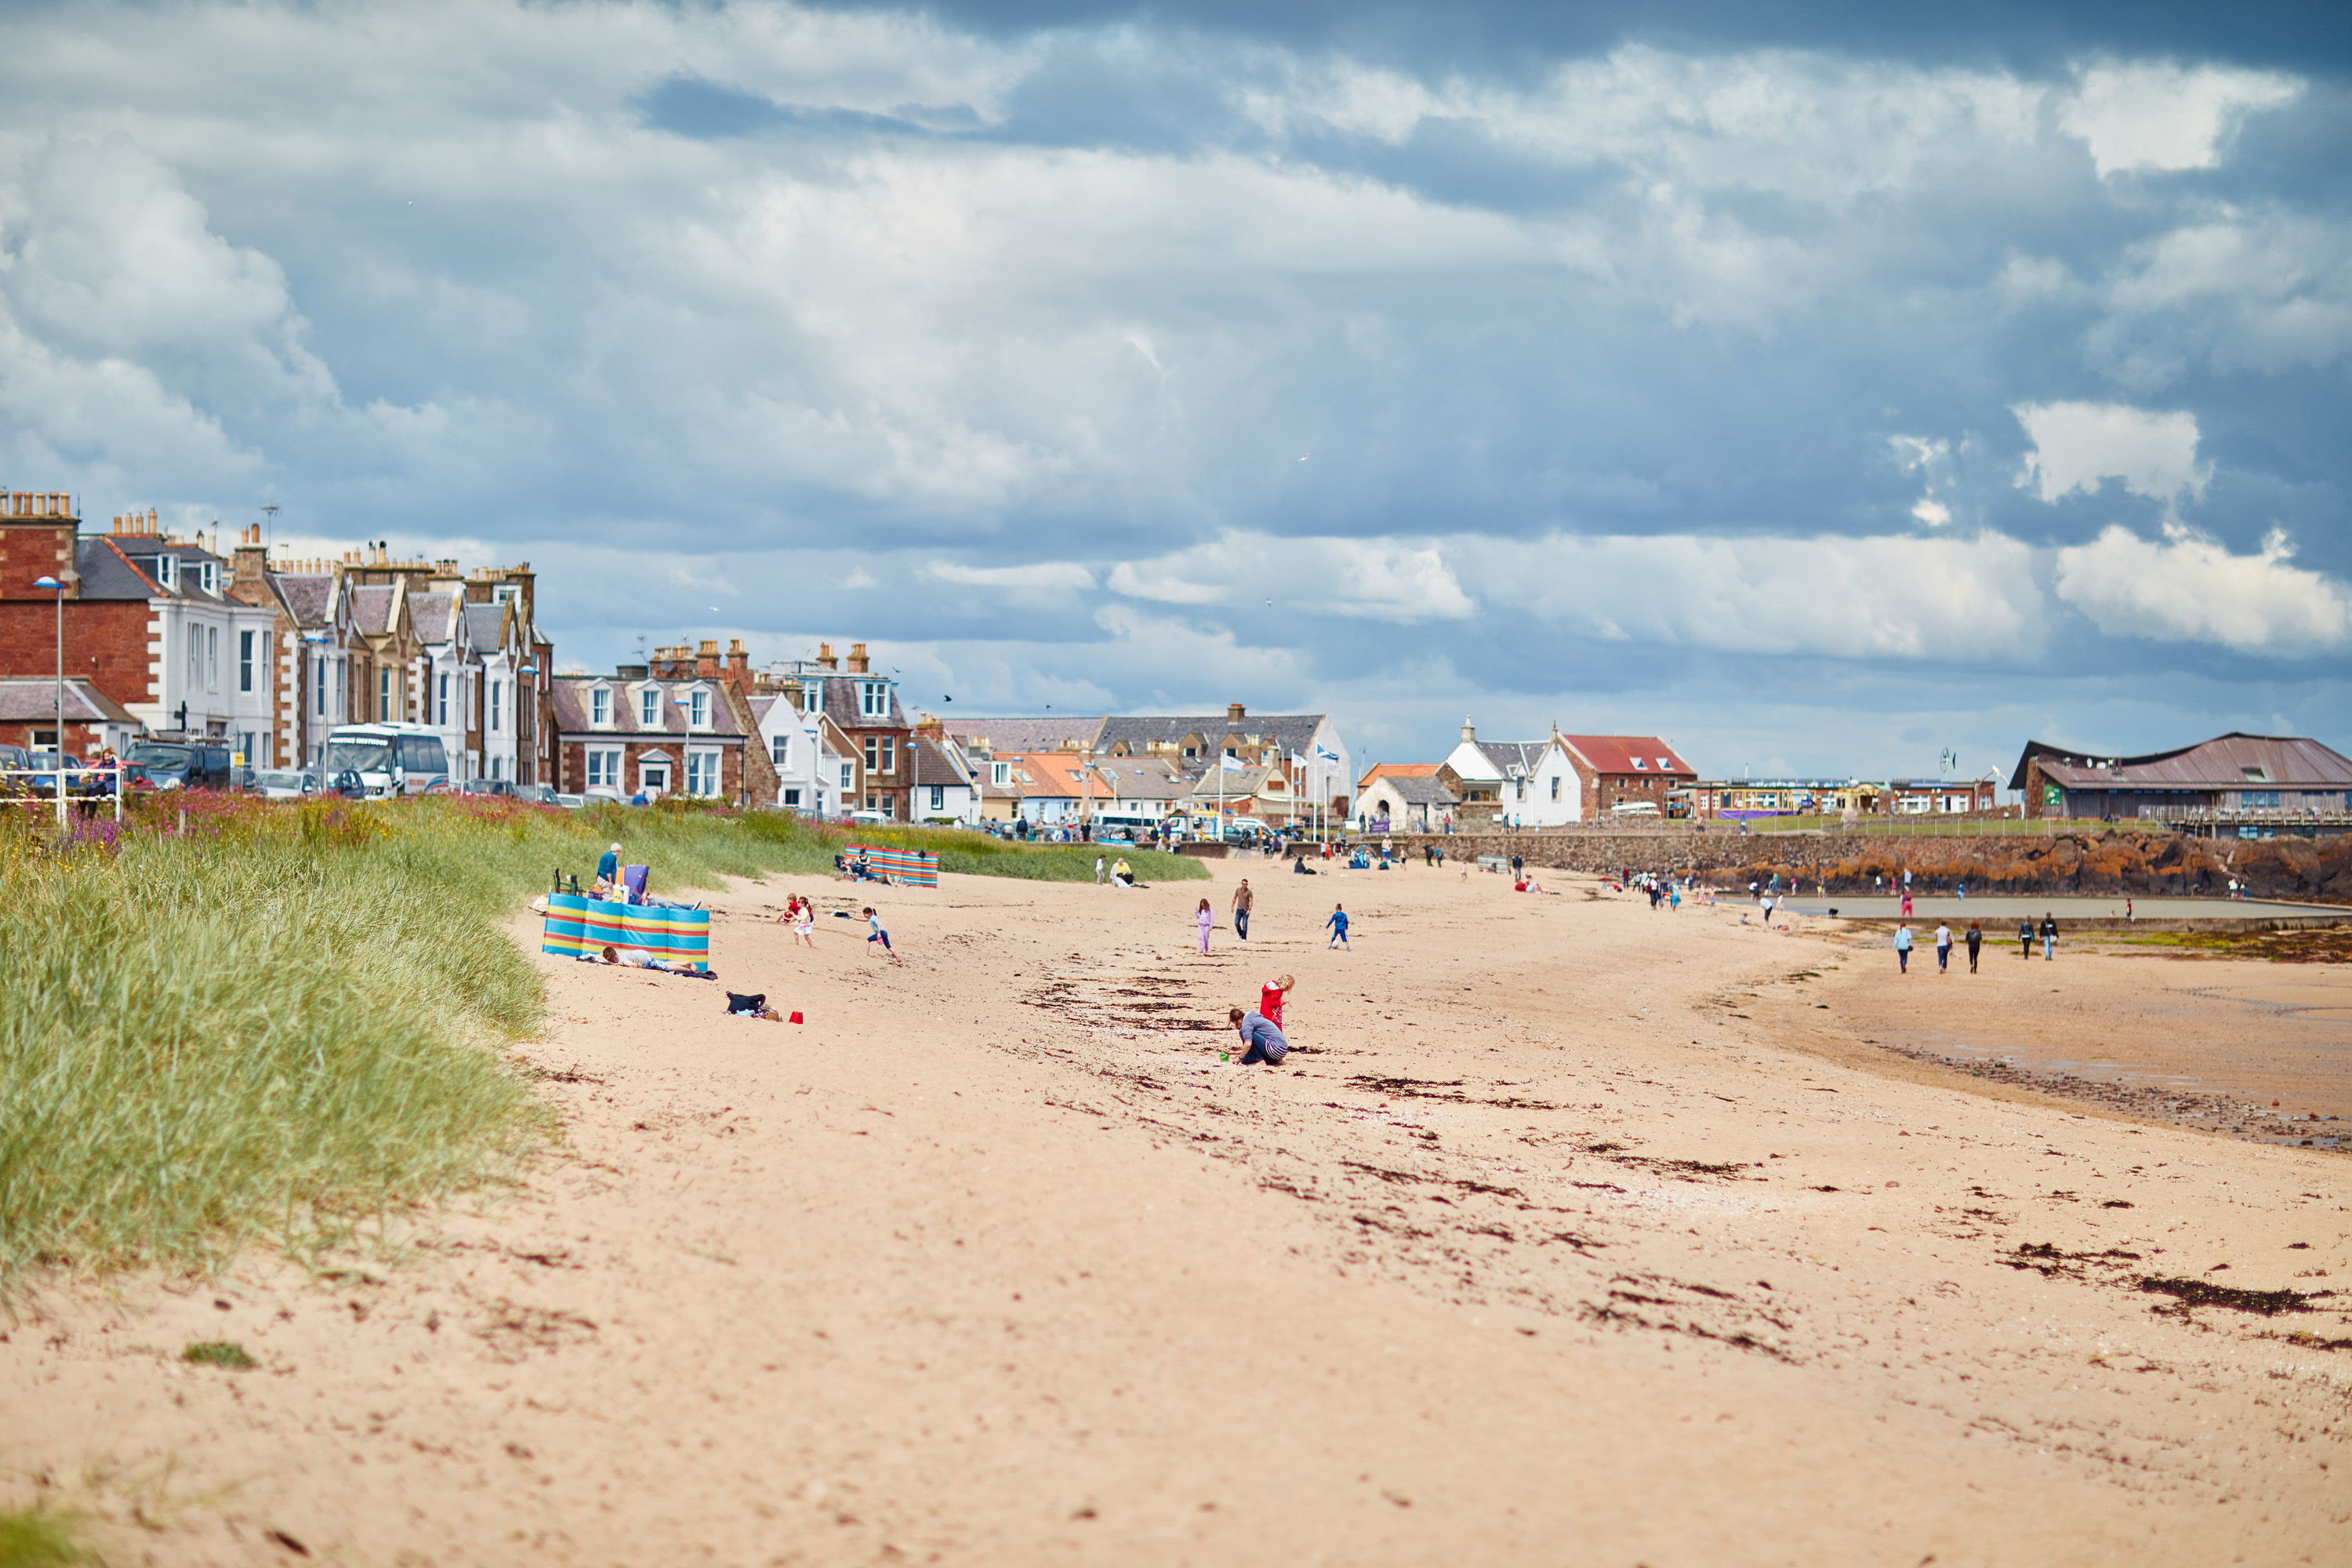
[582,944,713,978]
[1227,1006,1290,1065]
[1110,858,1135,887]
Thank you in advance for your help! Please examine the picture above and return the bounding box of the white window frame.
[800,683,821,714]
[771,734,789,766]
[490,679,503,733]
[639,688,662,729]
[315,655,328,717]
[688,688,710,729]
[590,685,611,727]
[585,747,620,789]
[859,681,888,718]
[686,749,720,797]
[206,625,220,690]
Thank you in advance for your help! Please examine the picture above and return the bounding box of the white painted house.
[1439,719,1585,828]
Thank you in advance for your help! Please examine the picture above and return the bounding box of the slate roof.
[1370,775,1458,806]
[1559,735,1694,776]
[911,734,971,788]
[1086,757,1192,800]
[408,591,459,641]
[463,602,510,652]
[73,539,163,600]
[0,677,140,724]
[942,717,1102,754]
[1470,740,1554,778]
[349,586,396,634]
[2009,733,2352,791]
[551,676,746,738]
[811,673,908,731]
[273,574,336,627]
[1098,711,1327,759]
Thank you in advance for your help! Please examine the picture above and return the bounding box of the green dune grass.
[0,797,1201,1286]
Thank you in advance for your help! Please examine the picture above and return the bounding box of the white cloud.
[1109,533,1473,622]
[1911,499,1951,528]
[922,560,1095,590]
[1456,530,2044,659]
[2057,63,2299,178]
[2013,401,2208,505]
[2100,212,2352,376]
[2053,524,2352,653]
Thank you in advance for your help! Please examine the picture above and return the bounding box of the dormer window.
[688,688,710,728]
[639,688,662,728]
[154,554,178,590]
[991,761,1010,787]
[590,686,612,726]
[1632,757,1646,770]
[198,560,218,595]
[800,683,822,714]
[1657,758,1671,771]
[858,680,890,719]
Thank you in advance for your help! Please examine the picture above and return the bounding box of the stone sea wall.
[1368,829,2352,906]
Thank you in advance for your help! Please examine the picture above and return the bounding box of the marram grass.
[0,795,1203,1287]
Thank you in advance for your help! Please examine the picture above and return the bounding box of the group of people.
[1093,855,1138,887]
[1891,913,2061,971]
[1192,887,1348,950]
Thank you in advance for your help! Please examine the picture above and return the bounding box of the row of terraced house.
[0,492,553,779]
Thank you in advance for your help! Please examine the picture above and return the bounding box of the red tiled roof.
[1358,761,1440,789]
[1559,735,1694,776]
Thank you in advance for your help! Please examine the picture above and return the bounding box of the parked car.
[327,769,368,800]
[122,741,234,791]
[848,809,892,826]
[512,783,559,804]
[554,792,587,808]
[23,752,85,797]
[459,778,517,797]
[252,769,314,800]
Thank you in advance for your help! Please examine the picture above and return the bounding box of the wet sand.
[3,863,2347,1565]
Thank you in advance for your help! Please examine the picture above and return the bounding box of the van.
[1609,800,1662,818]
[321,724,452,798]
[123,741,234,790]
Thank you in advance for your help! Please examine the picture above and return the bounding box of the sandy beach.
[5,861,2347,1565]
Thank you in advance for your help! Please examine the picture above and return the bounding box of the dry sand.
[5,861,2349,1565]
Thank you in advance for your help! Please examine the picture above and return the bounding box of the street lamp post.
[32,575,64,829]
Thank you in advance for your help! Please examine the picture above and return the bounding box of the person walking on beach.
[1227,1006,1290,1065]
[1935,920,1952,973]
[864,906,901,962]
[1231,879,1254,940]
[1095,853,1106,885]
[1965,920,1982,973]
[1196,898,1214,953]
[1326,903,1350,949]
[2039,912,2059,960]
[2018,916,2034,959]
[1893,921,1914,973]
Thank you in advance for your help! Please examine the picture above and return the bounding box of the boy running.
[1325,904,1350,949]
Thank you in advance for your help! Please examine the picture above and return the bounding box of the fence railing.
[0,766,124,822]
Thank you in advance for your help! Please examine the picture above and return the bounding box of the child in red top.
[1260,973,1294,1029]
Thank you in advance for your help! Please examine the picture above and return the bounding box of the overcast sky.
[2,1,2347,779]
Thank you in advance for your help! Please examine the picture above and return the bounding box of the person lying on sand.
[725,991,784,1021]
[580,944,714,978]
[1226,1006,1290,1065]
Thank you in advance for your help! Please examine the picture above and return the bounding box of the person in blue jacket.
[597,842,621,884]
[1227,1007,1290,1065]
[1893,921,1914,973]
[1325,903,1350,949]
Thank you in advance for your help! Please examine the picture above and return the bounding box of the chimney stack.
[1461,714,1475,744]
[818,642,838,672]
[1228,702,1246,724]
[725,637,749,684]
[696,638,720,678]
[848,641,869,674]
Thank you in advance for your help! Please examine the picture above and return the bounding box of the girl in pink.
[792,899,815,949]
[1196,898,1214,953]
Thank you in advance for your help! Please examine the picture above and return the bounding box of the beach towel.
[539,892,711,971]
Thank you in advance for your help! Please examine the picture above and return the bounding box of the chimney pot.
[1228,702,1245,724]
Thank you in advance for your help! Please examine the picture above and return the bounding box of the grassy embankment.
[0,797,1202,1287]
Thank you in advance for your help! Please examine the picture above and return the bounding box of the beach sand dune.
[5,864,2347,1564]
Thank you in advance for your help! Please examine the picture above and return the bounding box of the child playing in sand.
[793,899,816,949]
[864,907,900,962]
[1260,973,1294,1029]
[1325,904,1350,949]
[1226,1006,1290,1065]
